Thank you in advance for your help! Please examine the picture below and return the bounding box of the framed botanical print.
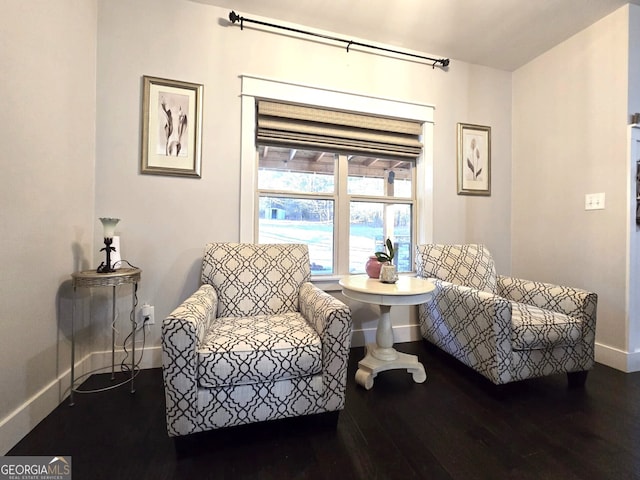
[141,76,203,177]
[457,123,491,196]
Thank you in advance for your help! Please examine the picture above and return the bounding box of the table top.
[339,275,435,306]
[71,268,141,287]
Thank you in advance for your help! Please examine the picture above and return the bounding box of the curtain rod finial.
[229,11,240,24]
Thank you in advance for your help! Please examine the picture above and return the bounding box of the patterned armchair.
[162,243,352,437]
[415,244,597,386]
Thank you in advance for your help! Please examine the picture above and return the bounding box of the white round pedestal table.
[339,275,435,390]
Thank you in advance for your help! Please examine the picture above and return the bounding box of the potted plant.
[374,238,395,264]
[376,239,398,283]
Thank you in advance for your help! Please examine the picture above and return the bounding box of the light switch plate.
[585,193,605,210]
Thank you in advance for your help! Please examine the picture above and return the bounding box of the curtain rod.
[228,11,450,69]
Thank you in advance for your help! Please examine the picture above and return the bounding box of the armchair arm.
[497,275,597,365]
[161,284,218,436]
[298,282,352,411]
[497,275,597,320]
[419,278,513,384]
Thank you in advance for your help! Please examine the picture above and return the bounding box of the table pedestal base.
[355,343,427,390]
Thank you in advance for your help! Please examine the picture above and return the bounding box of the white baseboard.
[89,345,162,372]
[0,345,162,455]
[0,350,88,455]
[595,342,640,372]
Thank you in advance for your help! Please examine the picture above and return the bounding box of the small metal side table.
[70,268,142,406]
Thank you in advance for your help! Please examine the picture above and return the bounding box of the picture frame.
[141,75,203,177]
[457,123,491,196]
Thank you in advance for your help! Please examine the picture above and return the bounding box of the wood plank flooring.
[8,341,640,479]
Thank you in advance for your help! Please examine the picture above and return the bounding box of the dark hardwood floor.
[8,341,640,479]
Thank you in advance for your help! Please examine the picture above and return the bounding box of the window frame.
[240,75,434,284]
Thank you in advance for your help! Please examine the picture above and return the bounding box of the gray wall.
[512,5,635,367]
[0,0,98,454]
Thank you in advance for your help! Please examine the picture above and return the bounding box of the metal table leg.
[131,281,137,394]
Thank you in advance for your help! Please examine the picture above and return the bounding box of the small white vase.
[379,264,398,284]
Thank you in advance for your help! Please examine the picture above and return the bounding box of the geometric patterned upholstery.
[162,243,352,437]
[197,312,322,388]
[416,244,597,385]
[510,303,581,350]
[197,376,324,429]
[415,244,497,293]
[201,243,311,317]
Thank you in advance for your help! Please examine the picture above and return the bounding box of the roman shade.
[256,100,423,159]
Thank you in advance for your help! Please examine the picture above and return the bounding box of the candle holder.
[97,217,120,273]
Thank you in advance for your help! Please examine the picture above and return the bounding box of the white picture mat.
[146,83,197,170]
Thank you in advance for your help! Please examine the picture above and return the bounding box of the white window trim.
[239,75,434,275]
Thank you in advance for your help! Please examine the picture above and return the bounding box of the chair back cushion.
[201,243,311,317]
[415,244,497,293]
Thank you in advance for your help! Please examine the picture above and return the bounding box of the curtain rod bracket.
[228,10,450,69]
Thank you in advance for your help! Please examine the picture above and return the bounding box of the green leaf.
[386,239,395,260]
[375,252,391,263]
[374,238,395,263]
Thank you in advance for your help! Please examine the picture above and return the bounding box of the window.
[239,75,434,280]
[257,146,415,275]
[257,147,336,274]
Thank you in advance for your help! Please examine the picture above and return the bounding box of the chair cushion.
[197,312,322,388]
[511,302,582,351]
[201,243,311,317]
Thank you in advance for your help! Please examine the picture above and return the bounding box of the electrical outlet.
[140,304,155,325]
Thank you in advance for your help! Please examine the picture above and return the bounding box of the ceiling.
[192,0,638,71]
